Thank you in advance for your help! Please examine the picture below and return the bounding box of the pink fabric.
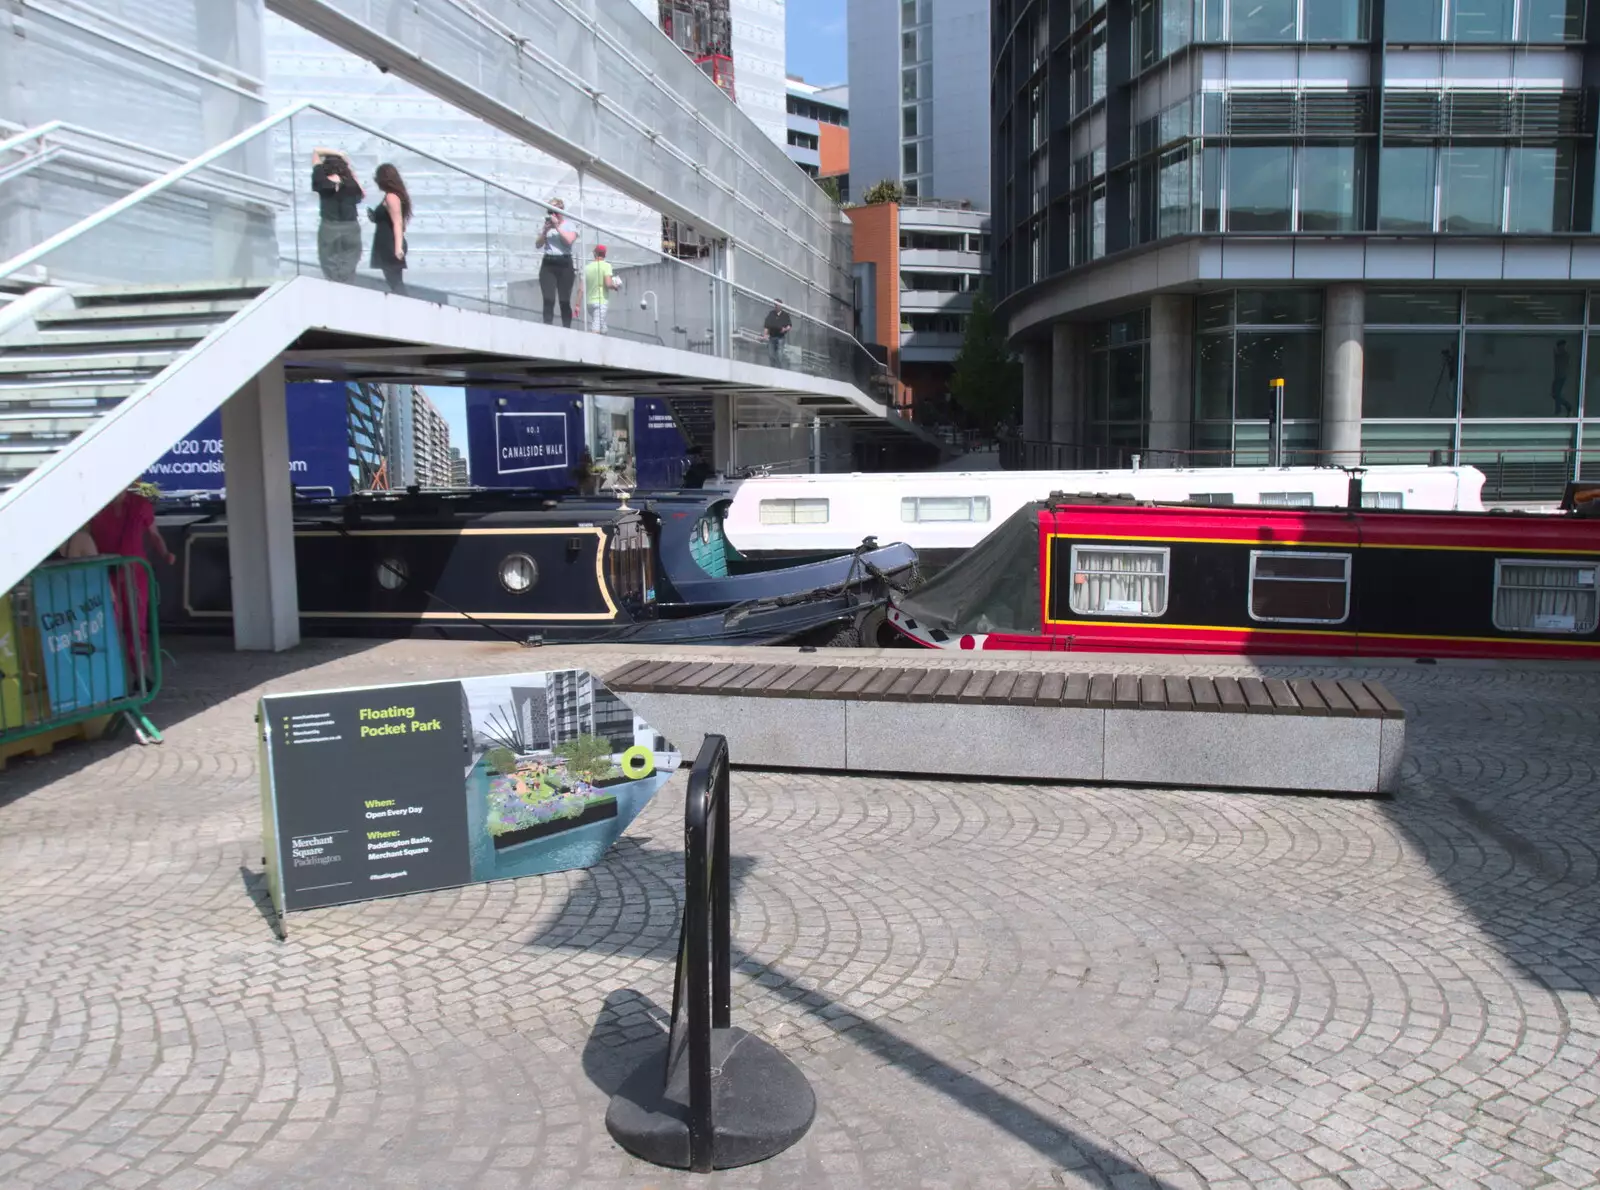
[89,493,155,675]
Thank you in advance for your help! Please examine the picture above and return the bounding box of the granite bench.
[603,660,1406,796]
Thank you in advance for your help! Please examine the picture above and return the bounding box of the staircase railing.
[0,102,894,399]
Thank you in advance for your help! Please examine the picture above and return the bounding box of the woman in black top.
[369,163,412,295]
[539,198,579,327]
[310,149,363,283]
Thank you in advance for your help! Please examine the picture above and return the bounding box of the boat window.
[758,498,829,525]
[1249,551,1351,624]
[1493,560,1598,635]
[608,522,655,607]
[1068,546,1170,617]
[1259,491,1315,507]
[900,496,991,523]
[1187,492,1235,505]
[1360,491,1403,509]
[375,557,408,591]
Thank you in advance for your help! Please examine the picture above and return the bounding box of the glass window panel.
[1196,332,1235,420]
[1378,147,1437,231]
[1462,332,1577,417]
[1521,0,1584,40]
[1439,146,1504,232]
[1451,0,1513,40]
[1366,290,1461,324]
[1250,552,1351,623]
[1201,145,1223,230]
[759,498,830,524]
[902,0,917,27]
[1163,0,1194,53]
[1109,344,1147,421]
[1228,145,1293,231]
[1236,331,1323,419]
[1298,144,1361,231]
[1465,291,1584,325]
[903,106,918,137]
[1068,546,1170,617]
[1236,290,1322,325]
[1387,0,1443,38]
[1588,334,1600,418]
[1507,145,1574,233]
[1304,0,1365,38]
[1158,148,1194,238]
[1230,0,1296,39]
[1089,350,1111,423]
[902,68,920,101]
[1365,331,1460,417]
[1199,293,1234,329]
[901,496,991,523]
[1493,561,1599,633]
[903,143,919,173]
[1205,0,1227,38]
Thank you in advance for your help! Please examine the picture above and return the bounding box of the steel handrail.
[0,101,890,387]
[0,117,288,194]
[0,121,65,158]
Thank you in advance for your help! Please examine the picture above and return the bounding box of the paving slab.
[0,638,1597,1190]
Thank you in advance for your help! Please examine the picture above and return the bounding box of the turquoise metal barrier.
[0,555,162,750]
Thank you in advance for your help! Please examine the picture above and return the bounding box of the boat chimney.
[1345,468,1365,511]
[1131,453,1141,473]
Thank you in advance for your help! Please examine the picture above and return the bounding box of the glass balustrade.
[0,105,891,400]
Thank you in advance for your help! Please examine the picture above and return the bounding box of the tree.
[554,734,618,783]
[863,178,904,205]
[817,175,842,205]
[949,288,1022,430]
[484,746,517,776]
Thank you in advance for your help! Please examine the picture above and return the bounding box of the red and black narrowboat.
[887,488,1600,661]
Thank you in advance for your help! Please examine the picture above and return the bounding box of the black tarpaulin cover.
[895,501,1044,636]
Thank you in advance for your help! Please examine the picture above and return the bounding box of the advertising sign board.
[259,669,679,932]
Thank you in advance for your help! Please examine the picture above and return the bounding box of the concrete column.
[1021,339,1051,443]
[221,358,300,652]
[1148,294,1194,461]
[1050,322,1085,464]
[1323,284,1364,466]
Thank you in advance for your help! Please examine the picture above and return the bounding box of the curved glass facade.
[991,0,1600,499]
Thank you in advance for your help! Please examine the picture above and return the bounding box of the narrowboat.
[886,484,1600,661]
[155,488,915,645]
[721,465,1487,574]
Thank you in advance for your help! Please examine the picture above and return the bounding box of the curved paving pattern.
[1,640,1598,1188]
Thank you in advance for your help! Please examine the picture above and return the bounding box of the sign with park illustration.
[258,670,680,930]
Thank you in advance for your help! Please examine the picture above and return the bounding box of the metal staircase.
[0,282,267,490]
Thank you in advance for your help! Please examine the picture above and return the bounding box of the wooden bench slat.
[909,670,947,700]
[1364,682,1406,720]
[1139,675,1165,707]
[1088,674,1115,708]
[1189,676,1220,710]
[957,672,998,703]
[1214,676,1248,712]
[887,669,926,699]
[768,665,819,694]
[1063,673,1091,707]
[933,670,974,702]
[1288,679,1330,716]
[610,660,673,689]
[1338,680,1384,719]
[1037,672,1065,705]
[791,666,842,696]
[816,668,860,695]
[1263,678,1300,712]
[836,667,881,697]
[746,664,799,694]
[725,664,776,692]
[602,660,654,688]
[856,668,907,700]
[654,661,710,691]
[1113,674,1141,707]
[1163,676,1193,710]
[710,663,760,690]
[1312,678,1357,717]
[986,671,1020,702]
[1239,677,1275,713]
[686,662,743,690]
[1009,673,1042,705]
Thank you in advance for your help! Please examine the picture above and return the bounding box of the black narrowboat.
[888,488,1600,661]
[155,488,915,645]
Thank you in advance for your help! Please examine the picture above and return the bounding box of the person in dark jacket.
[681,449,713,489]
[310,149,363,283]
[369,163,411,295]
[763,299,793,368]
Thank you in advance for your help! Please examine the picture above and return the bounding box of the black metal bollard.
[605,734,816,1172]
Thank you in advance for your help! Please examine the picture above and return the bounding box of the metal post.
[1269,377,1286,468]
[811,416,822,473]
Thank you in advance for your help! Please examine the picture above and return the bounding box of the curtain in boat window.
[1069,546,1169,617]
[1494,562,1599,633]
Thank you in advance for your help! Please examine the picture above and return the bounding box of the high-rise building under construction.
[660,0,735,102]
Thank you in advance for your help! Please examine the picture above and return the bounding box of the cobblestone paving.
[2,640,1599,1189]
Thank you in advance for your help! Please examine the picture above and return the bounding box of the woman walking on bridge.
[539,198,579,328]
[369,163,412,295]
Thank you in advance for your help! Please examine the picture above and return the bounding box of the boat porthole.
[499,553,539,594]
[375,557,408,591]
[619,745,654,780]
[698,519,711,545]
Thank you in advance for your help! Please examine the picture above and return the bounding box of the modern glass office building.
[991,0,1600,498]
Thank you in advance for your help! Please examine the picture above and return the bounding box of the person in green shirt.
[584,244,621,334]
